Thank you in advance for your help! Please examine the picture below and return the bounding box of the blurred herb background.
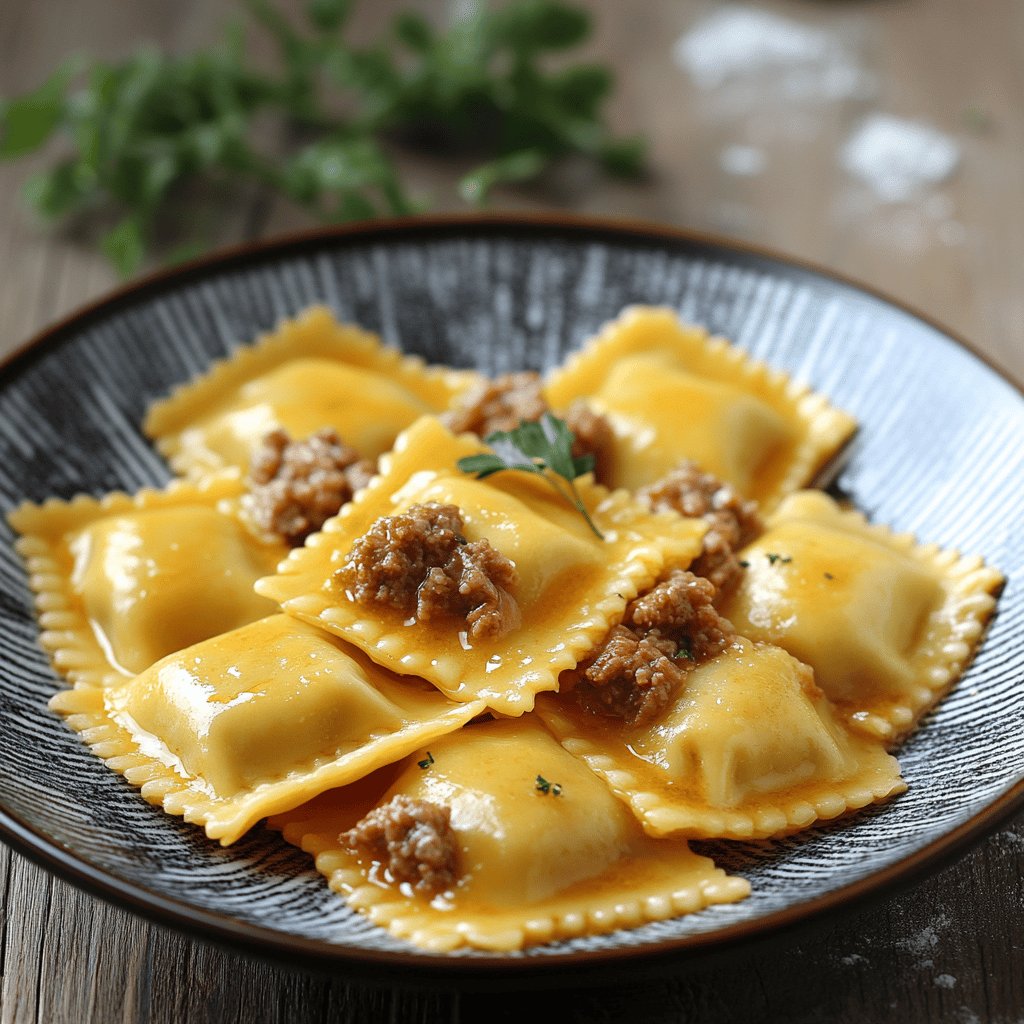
[0,0,643,275]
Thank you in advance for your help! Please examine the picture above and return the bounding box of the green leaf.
[0,63,75,157]
[538,413,577,480]
[572,452,595,477]
[101,215,146,277]
[468,414,604,539]
[598,135,647,177]
[394,12,433,53]
[493,1,590,53]
[459,149,546,204]
[307,0,352,33]
[550,64,612,116]
[456,453,517,479]
[22,161,93,219]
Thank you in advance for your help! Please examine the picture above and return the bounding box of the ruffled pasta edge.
[274,819,750,952]
[545,305,857,509]
[48,680,487,846]
[7,473,253,689]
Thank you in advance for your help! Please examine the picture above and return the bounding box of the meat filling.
[335,502,520,641]
[245,428,375,545]
[443,372,612,481]
[442,371,548,437]
[341,795,459,897]
[575,570,735,725]
[638,461,763,593]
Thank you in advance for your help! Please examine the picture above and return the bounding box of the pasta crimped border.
[143,305,480,477]
[49,678,487,847]
[534,696,907,842]
[257,416,708,716]
[544,305,858,509]
[7,472,263,689]
[277,821,751,953]
[766,493,1006,744]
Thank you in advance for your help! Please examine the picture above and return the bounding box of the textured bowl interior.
[0,218,1021,972]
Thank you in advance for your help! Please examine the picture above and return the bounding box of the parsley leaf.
[0,0,644,275]
[457,413,605,540]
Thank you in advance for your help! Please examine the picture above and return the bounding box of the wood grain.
[1,1,1021,1022]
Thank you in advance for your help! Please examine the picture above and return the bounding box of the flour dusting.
[673,6,871,100]
[935,974,958,989]
[720,144,767,177]
[842,115,960,202]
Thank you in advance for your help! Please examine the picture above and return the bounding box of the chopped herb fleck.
[417,751,435,770]
[738,559,750,569]
[824,572,835,580]
[535,774,562,796]
[766,553,792,566]
[673,637,694,661]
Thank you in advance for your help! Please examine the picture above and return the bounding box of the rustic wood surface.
[1,1,1021,1021]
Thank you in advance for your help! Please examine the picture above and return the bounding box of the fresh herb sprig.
[457,413,604,540]
[0,0,644,275]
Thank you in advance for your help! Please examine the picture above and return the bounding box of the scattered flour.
[935,974,958,990]
[840,953,869,967]
[841,114,960,202]
[720,144,767,177]
[898,913,949,960]
[673,6,871,100]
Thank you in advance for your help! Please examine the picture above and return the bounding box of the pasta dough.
[48,614,486,844]
[720,491,1004,740]
[537,638,905,839]
[545,306,856,506]
[144,306,477,477]
[257,415,706,716]
[9,474,284,685]
[269,717,750,951]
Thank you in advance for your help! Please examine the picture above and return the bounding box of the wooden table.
[1,1,1021,1020]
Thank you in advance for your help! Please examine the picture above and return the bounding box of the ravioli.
[269,718,750,951]
[720,491,1004,740]
[48,615,486,844]
[9,474,285,686]
[143,306,477,477]
[537,638,906,839]
[256,416,707,716]
[544,307,856,506]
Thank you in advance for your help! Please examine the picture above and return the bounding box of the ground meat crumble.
[341,795,459,897]
[574,570,735,725]
[245,428,375,545]
[442,372,613,481]
[442,371,548,437]
[334,502,520,642]
[638,460,763,593]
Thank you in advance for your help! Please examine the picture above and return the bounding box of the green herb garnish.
[458,413,605,540]
[738,560,750,569]
[535,774,562,796]
[824,571,835,581]
[766,553,792,566]
[0,0,644,275]
[417,751,434,770]
[673,637,694,661]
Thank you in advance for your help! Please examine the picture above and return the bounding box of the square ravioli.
[48,615,485,844]
[537,637,905,840]
[143,305,477,477]
[720,491,1004,741]
[269,717,750,952]
[544,306,856,507]
[256,416,707,716]
[8,474,285,686]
